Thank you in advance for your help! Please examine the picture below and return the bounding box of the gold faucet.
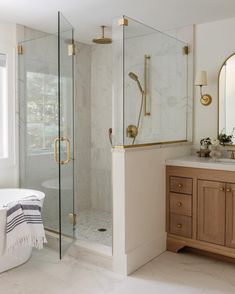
[228,150,235,159]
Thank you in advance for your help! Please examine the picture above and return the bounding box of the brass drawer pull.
[178,183,183,188]
[177,202,183,207]
[219,187,224,191]
[177,223,182,229]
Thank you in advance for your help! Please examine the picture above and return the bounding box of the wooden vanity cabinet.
[226,183,235,249]
[197,180,226,246]
[166,166,235,259]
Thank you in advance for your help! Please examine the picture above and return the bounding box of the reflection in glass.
[219,54,235,144]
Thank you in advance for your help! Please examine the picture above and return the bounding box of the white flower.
[211,139,220,146]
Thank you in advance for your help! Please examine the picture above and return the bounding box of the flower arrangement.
[218,132,233,146]
[198,137,211,157]
[211,139,220,146]
[200,137,211,149]
[199,130,234,158]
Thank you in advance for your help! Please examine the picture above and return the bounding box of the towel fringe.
[7,235,47,255]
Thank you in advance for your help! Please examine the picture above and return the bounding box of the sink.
[217,158,235,164]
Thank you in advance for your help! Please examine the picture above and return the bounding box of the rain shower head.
[128,72,144,94]
[92,26,112,44]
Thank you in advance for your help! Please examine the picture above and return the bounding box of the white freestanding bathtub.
[0,189,45,273]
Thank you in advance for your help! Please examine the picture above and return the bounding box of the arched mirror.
[218,53,235,145]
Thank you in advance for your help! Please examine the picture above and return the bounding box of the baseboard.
[113,233,167,275]
[126,233,167,275]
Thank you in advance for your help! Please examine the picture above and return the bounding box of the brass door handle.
[177,223,182,229]
[54,137,60,164]
[226,188,231,192]
[61,137,71,164]
[219,187,224,191]
[54,137,71,165]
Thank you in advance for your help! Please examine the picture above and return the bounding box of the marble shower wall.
[74,42,92,212]
[124,31,189,145]
[90,45,112,212]
[75,43,112,213]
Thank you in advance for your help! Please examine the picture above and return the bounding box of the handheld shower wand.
[128,72,144,94]
[127,72,145,145]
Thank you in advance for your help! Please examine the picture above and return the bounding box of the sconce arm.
[199,85,212,106]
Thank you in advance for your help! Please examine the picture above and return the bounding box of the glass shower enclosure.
[112,16,191,147]
[18,12,74,258]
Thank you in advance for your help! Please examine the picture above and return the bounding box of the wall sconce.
[195,71,212,106]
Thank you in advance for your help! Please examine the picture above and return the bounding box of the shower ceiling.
[0,0,235,43]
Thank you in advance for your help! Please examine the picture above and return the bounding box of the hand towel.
[5,195,47,254]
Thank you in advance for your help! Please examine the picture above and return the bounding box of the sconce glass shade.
[195,71,208,86]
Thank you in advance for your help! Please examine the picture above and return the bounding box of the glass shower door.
[19,12,75,259]
[18,34,60,236]
[58,12,75,257]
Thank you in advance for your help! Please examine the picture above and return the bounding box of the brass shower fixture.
[144,54,151,116]
[128,72,144,93]
[126,125,138,139]
[92,26,112,44]
[126,54,151,145]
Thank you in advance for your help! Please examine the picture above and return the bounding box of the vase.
[209,145,221,161]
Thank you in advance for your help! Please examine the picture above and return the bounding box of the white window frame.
[0,43,16,168]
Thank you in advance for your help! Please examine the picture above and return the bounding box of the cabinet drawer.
[170,176,192,194]
[170,193,192,216]
[170,213,192,238]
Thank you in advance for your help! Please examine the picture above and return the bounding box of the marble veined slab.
[166,155,235,171]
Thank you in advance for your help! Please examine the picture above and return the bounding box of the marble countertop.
[166,155,235,171]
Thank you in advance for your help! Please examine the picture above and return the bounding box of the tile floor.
[75,209,112,247]
[1,248,235,293]
[47,209,112,247]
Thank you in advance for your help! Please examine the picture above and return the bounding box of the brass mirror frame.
[217,52,235,145]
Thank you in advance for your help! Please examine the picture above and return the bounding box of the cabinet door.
[226,184,235,248]
[197,180,226,245]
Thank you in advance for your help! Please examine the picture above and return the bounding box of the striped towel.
[5,195,47,254]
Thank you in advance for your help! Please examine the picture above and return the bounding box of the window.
[26,72,58,152]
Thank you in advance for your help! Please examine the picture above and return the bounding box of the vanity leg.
[167,236,186,253]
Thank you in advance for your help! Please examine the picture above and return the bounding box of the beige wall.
[113,144,191,275]
[194,17,235,146]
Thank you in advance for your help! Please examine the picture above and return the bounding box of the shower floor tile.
[45,209,112,249]
[75,209,112,247]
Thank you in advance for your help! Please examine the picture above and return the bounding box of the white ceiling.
[0,0,235,44]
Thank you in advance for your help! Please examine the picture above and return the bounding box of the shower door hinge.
[17,45,23,55]
[68,213,77,226]
[182,45,189,55]
[118,18,128,26]
[68,43,76,56]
